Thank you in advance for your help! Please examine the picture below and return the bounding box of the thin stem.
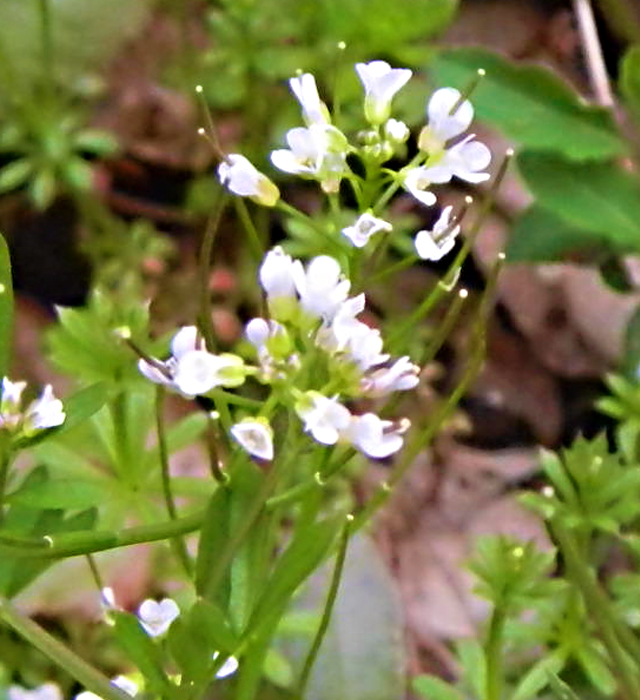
[553,523,640,699]
[205,410,228,484]
[85,554,105,592]
[485,608,505,700]
[574,0,615,106]
[297,516,352,697]
[234,198,264,262]
[155,386,193,576]
[0,511,204,558]
[0,597,130,700]
[198,191,228,352]
[0,447,12,522]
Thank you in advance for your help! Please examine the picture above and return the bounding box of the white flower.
[8,684,62,700]
[403,167,437,207]
[343,414,409,458]
[341,213,392,248]
[259,247,297,300]
[75,676,138,700]
[212,652,239,679]
[355,61,412,125]
[1,377,26,413]
[23,385,66,434]
[218,154,279,206]
[362,357,420,397]
[414,206,460,261]
[270,124,349,193]
[292,255,350,321]
[289,73,329,126]
[420,135,491,185]
[384,118,410,144]
[138,327,247,397]
[138,597,180,637]
[295,392,352,445]
[231,418,274,460]
[422,87,474,148]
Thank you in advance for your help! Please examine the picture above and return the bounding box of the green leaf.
[413,676,464,700]
[0,159,33,193]
[111,611,172,695]
[73,129,119,156]
[29,168,57,210]
[517,152,640,250]
[430,48,625,160]
[620,45,640,119]
[195,486,232,607]
[8,476,113,510]
[506,206,611,263]
[511,653,566,700]
[0,232,13,382]
[57,382,111,433]
[249,516,342,637]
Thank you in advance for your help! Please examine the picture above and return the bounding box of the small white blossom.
[422,87,474,148]
[218,154,279,207]
[231,418,274,460]
[414,206,460,261]
[259,247,297,300]
[384,118,410,144]
[362,357,420,397]
[420,135,491,185]
[270,124,349,193]
[75,676,138,700]
[343,414,409,458]
[289,73,329,126]
[138,597,180,637]
[23,385,66,434]
[403,167,437,207]
[341,213,392,248]
[212,652,239,679]
[355,61,412,125]
[295,392,351,445]
[8,684,62,700]
[138,327,247,397]
[1,377,26,413]
[292,255,350,321]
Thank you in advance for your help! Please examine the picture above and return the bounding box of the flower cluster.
[0,378,65,437]
[216,61,489,264]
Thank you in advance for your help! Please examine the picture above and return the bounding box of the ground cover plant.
[3,1,640,699]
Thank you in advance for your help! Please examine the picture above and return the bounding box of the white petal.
[171,326,202,358]
[138,359,173,387]
[172,351,226,396]
[25,386,65,431]
[231,419,274,460]
[138,598,180,637]
[414,230,456,261]
[212,652,239,679]
[245,318,270,348]
[270,149,310,175]
[427,88,474,143]
[259,247,297,298]
[290,73,328,125]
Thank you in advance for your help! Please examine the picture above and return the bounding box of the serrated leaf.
[506,206,611,263]
[517,152,640,250]
[430,47,624,160]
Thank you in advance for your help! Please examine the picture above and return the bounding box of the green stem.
[155,386,193,576]
[110,390,130,481]
[553,523,640,699]
[198,191,228,352]
[297,516,352,697]
[204,410,228,484]
[485,608,505,700]
[0,510,204,558]
[0,597,130,700]
[0,448,13,522]
[235,198,264,262]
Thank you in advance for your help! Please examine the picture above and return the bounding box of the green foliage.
[0,233,13,383]
[430,47,625,161]
[523,436,640,535]
[620,45,640,118]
